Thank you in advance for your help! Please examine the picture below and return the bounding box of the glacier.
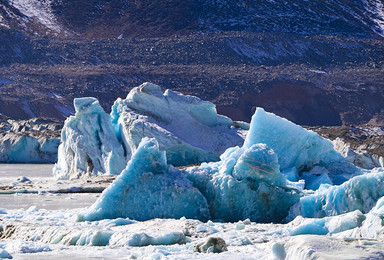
[110,82,246,166]
[0,135,59,163]
[52,98,126,180]
[0,119,61,163]
[333,137,384,169]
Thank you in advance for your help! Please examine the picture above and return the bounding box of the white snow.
[9,0,65,34]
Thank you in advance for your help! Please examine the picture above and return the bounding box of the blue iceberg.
[110,82,246,166]
[81,137,210,221]
[80,105,367,223]
[186,143,300,223]
[54,83,248,179]
[53,97,126,180]
[244,108,360,186]
[287,210,365,236]
[292,168,384,219]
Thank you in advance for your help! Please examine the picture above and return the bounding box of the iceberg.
[81,106,367,223]
[82,137,299,223]
[0,119,61,163]
[358,196,384,239]
[0,135,59,163]
[291,168,384,219]
[81,137,210,221]
[244,108,360,185]
[53,98,126,180]
[110,82,246,166]
[287,210,365,236]
[186,143,300,223]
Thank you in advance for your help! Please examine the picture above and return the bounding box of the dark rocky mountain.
[0,0,383,126]
[1,0,384,38]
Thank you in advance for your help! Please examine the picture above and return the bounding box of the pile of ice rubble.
[2,83,384,258]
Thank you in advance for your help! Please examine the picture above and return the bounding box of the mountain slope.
[0,0,383,38]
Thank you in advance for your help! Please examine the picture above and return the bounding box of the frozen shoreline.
[1,207,384,259]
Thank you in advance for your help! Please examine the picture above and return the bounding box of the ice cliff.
[53,98,126,180]
[110,82,246,166]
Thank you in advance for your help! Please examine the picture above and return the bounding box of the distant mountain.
[0,0,383,127]
[1,0,383,38]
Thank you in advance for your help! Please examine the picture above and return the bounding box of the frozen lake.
[0,164,98,210]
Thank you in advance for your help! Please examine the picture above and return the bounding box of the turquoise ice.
[81,105,368,222]
[81,137,210,221]
[186,143,300,223]
[293,168,384,219]
[244,108,360,186]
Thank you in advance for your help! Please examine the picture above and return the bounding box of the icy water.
[0,164,98,210]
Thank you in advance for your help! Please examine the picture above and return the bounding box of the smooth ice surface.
[244,108,360,185]
[0,193,98,210]
[292,168,384,219]
[82,138,210,221]
[281,235,384,260]
[110,82,246,166]
[53,98,126,180]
